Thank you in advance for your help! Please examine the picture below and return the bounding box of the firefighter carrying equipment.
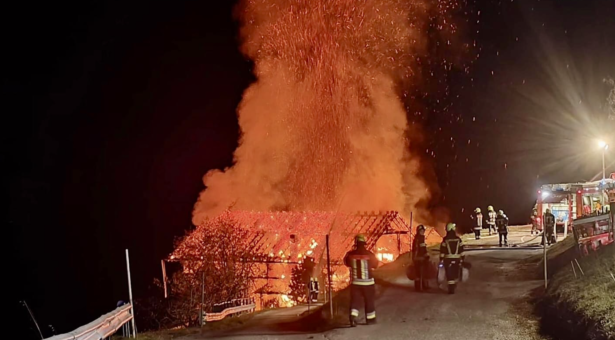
[440,231,465,288]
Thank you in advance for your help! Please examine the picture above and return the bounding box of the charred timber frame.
[169,210,411,267]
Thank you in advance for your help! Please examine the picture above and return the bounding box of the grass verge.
[521,235,577,280]
[538,243,615,340]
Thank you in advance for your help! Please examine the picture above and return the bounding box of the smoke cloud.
[193,0,465,226]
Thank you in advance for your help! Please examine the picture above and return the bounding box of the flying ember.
[193,0,466,225]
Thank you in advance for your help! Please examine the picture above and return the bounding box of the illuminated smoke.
[193,0,466,226]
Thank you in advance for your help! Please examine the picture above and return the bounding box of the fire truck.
[534,174,614,249]
[573,176,614,255]
[572,213,613,255]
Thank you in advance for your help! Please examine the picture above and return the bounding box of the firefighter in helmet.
[439,223,465,292]
[344,234,379,326]
[496,210,509,246]
[486,205,497,235]
[412,225,430,291]
[542,208,556,245]
[303,256,319,302]
[530,209,539,235]
[471,207,483,240]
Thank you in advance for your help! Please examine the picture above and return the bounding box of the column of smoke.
[193,0,465,231]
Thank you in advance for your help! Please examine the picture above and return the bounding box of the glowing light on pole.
[598,141,608,181]
[598,140,609,211]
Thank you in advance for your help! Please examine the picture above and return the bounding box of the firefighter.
[309,277,319,302]
[542,208,556,245]
[302,256,318,301]
[412,225,430,291]
[530,210,539,235]
[486,205,498,235]
[344,234,379,326]
[439,223,465,294]
[496,210,509,247]
[471,208,483,240]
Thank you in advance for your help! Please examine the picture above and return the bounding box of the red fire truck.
[534,175,614,243]
[571,177,614,255]
[572,213,613,255]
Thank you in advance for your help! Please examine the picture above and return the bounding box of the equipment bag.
[405,264,416,280]
[437,265,446,284]
[461,267,470,282]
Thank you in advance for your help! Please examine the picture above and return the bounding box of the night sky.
[5,0,614,338]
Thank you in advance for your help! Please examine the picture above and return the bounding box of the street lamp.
[598,141,609,213]
[598,141,609,181]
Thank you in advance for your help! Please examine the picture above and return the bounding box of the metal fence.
[43,303,134,340]
[205,298,256,322]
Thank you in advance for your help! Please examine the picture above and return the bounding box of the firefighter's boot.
[350,316,357,327]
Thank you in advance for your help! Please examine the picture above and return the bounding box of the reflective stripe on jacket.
[474,213,483,229]
[440,237,465,259]
[344,246,379,285]
[487,211,497,225]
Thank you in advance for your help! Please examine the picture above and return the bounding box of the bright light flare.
[376,253,395,262]
[598,140,608,150]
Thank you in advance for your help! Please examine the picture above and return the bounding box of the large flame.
[193,0,465,225]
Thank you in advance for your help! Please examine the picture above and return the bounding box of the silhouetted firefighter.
[496,210,509,247]
[542,208,556,245]
[412,225,430,291]
[344,234,379,326]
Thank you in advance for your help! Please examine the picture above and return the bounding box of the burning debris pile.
[170,210,416,307]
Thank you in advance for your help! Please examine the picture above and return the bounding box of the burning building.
[174,0,471,311]
[169,210,434,308]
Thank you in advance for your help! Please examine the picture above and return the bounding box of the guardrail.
[44,303,134,340]
[205,298,256,322]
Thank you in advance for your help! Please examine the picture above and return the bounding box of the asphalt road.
[186,226,552,340]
